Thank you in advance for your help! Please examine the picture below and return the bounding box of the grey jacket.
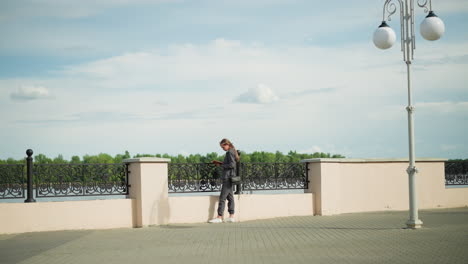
[222,148,237,180]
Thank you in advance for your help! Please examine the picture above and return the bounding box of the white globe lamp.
[373,21,396,49]
[420,11,445,41]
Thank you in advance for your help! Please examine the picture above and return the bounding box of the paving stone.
[0,208,467,264]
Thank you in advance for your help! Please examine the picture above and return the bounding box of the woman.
[209,138,240,223]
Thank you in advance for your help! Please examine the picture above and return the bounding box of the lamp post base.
[406,219,423,229]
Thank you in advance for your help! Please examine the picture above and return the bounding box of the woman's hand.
[212,160,222,166]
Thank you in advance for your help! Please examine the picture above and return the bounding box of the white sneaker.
[225,218,236,223]
[208,218,223,223]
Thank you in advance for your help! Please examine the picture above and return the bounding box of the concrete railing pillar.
[124,158,171,227]
[304,160,342,216]
[304,161,322,216]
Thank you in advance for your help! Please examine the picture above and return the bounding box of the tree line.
[0,151,346,164]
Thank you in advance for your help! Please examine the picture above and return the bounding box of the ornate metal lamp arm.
[381,0,434,62]
[384,1,405,56]
[417,0,432,13]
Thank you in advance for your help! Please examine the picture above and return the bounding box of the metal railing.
[34,163,129,198]
[168,162,309,193]
[168,163,223,193]
[0,150,129,202]
[0,164,26,199]
[240,162,309,191]
[445,161,468,186]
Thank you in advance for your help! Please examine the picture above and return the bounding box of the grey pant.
[217,179,235,216]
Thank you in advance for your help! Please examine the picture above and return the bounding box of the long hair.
[220,138,240,162]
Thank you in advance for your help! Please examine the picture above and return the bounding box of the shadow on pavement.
[160,225,196,229]
[0,230,92,264]
[318,227,402,230]
[423,211,468,215]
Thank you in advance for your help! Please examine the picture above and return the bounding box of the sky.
[0,0,467,160]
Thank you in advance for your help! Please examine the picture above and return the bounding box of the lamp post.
[373,0,445,229]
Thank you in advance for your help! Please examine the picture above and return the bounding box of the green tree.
[83,153,115,164]
[186,154,201,163]
[114,150,131,163]
[203,152,220,163]
[276,151,287,162]
[332,154,345,158]
[34,154,52,164]
[133,153,156,158]
[114,154,124,164]
[0,150,351,164]
[71,156,81,164]
[239,151,250,162]
[5,157,22,164]
[173,154,186,163]
[53,154,67,164]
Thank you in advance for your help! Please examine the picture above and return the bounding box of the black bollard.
[24,149,36,203]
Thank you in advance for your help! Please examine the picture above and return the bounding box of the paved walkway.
[1,208,468,264]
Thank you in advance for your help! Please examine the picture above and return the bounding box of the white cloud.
[1,37,467,159]
[54,37,467,99]
[1,0,180,20]
[10,85,52,101]
[416,101,468,114]
[60,39,287,89]
[235,84,279,104]
[57,38,384,94]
